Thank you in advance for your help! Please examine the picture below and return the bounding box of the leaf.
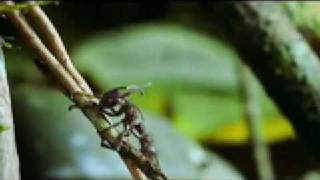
[172,91,243,139]
[72,24,241,93]
[206,117,295,145]
[172,75,292,144]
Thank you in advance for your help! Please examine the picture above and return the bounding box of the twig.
[239,64,275,180]
[1,1,166,179]
[3,1,81,95]
[24,1,92,95]
[123,158,148,180]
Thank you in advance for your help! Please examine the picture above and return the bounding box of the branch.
[2,1,80,95]
[24,1,92,94]
[239,65,275,179]
[283,2,320,58]
[1,1,166,179]
[204,2,320,159]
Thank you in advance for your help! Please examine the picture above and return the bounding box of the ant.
[97,84,156,157]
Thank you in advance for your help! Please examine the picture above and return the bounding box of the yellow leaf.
[203,117,296,145]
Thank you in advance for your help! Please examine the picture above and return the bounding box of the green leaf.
[173,91,243,139]
[72,24,241,93]
[170,71,284,142]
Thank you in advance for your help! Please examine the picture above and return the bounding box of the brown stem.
[3,1,81,95]
[122,158,148,180]
[25,1,93,95]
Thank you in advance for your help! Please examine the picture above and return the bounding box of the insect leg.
[113,120,133,151]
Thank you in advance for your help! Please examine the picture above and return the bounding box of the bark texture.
[0,46,20,179]
[204,2,320,158]
[283,2,320,59]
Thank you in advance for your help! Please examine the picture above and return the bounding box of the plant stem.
[239,65,275,180]
[25,1,92,94]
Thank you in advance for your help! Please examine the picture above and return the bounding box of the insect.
[99,84,156,157]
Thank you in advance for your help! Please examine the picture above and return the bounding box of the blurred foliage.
[5,49,45,84]
[173,90,295,145]
[11,84,243,179]
[303,170,320,180]
[4,22,296,144]
[71,24,295,145]
[0,37,13,49]
[3,2,320,179]
[73,24,239,92]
